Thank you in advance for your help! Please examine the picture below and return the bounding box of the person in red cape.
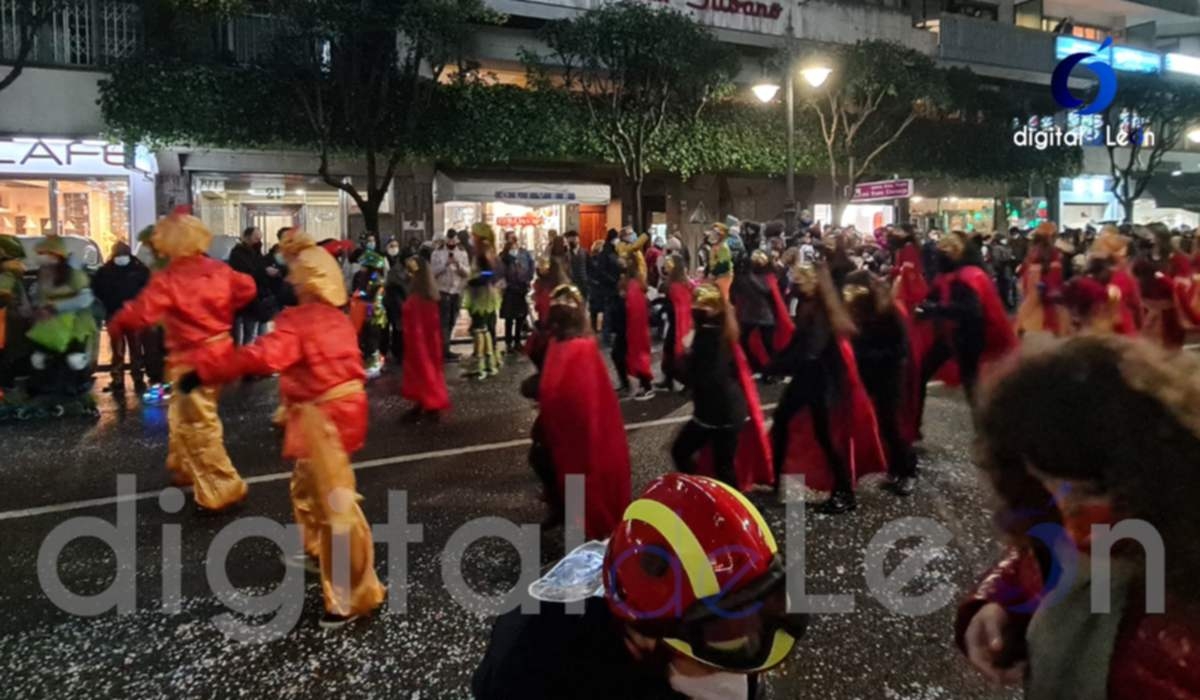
[918,231,1018,410]
[738,250,796,382]
[178,231,384,628]
[670,283,773,492]
[613,255,655,400]
[1063,257,1137,337]
[400,256,450,422]
[531,257,568,332]
[1015,222,1069,338]
[522,284,631,539]
[657,254,693,393]
[957,336,1200,699]
[768,263,886,515]
[844,271,919,497]
[1134,224,1193,350]
[1091,226,1144,331]
[889,224,930,313]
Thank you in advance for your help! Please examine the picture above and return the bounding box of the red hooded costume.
[1016,247,1069,337]
[780,339,887,492]
[624,282,653,382]
[400,295,450,412]
[539,336,632,540]
[694,342,775,492]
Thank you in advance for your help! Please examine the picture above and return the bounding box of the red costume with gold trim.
[1015,228,1069,337]
[109,214,254,511]
[623,281,653,383]
[193,234,385,619]
[539,336,632,540]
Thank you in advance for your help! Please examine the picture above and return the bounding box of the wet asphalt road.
[0,349,1020,700]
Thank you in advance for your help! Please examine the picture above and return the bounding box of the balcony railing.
[0,0,141,68]
[937,13,1056,75]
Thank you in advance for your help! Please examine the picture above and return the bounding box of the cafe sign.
[851,178,914,203]
[0,137,150,177]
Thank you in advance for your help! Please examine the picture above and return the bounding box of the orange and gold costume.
[109,214,253,511]
[195,232,385,619]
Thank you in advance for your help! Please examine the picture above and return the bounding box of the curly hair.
[976,335,1200,600]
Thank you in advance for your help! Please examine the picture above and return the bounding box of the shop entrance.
[579,205,606,250]
[245,205,302,246]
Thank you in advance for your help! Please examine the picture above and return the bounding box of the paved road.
[0,351,1019,700]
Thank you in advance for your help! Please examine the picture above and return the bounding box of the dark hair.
[276,227,290,240]
[242,227,259,241]
[606,229,619,243]
[977,336,1200,601]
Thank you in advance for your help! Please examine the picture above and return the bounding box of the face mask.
[114,256,131,267]
[386,247,400,257]
[274,253,285,265]
[366,242,376,251]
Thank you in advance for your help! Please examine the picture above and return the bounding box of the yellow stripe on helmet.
[623,498,721,600]
[708,479,778,555]
[663,630,797,673]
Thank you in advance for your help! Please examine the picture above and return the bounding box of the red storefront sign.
[851,179,914,203]
[496,215,545,228]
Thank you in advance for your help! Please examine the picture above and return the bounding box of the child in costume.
[463,223,502,380]
[612,254,655,401]
[521,284,630,538]
[671,283,773,492]
[400,256,450,422]
[108,213,254,512]
[351,250,388,379]
[181,231,385,628]
[23,237,100,418]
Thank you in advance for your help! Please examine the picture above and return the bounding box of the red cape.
[932,265,1018,387]
[780,339,887,493]
[533,282,553,328]
[695,342,775,492]
[1018,249,1067,335]
[1111,269,1144,330]
[891,243,930,312]
[625,283,653,381]
[748,275,796,368]
[667,281,694,364]
[400,296,450,412]
[540,337,632,540]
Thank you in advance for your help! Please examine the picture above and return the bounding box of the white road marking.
[0,406,777,522]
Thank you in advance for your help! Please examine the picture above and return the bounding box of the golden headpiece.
[288,244,348,307]
[842,283,871,306]
[790,263,818,296]
[278,228,316,261]
[471,222,496,248]
[750,249,770,267]
[405,256,421,274]
[550,284,584,309]
[537,256,551,275]
[1033,221,1058,241]
[152,213,212,260]
[936,232,966,262]
[1091,226,1129,264]
[692,283,723,316]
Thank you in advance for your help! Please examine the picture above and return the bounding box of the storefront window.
[815,204,894,232]
[0,179,52,236]
[193,173,345,246]
[441,201,565,253]
[0,177,130,254]
[910,197,996,233]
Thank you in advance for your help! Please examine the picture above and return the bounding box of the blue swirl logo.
[1051,37,1118,115]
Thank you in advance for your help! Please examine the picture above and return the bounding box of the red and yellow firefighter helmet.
[604,473,804,672]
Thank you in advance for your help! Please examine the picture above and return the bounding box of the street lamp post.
[752,2,830,235]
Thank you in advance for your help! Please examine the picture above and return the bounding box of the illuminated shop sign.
[1053,37,1161,75]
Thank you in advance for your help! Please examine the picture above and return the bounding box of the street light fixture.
[1188,126,1200,144]
[800,65,832,88]
[752,82,781,103]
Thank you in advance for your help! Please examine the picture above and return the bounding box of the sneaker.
[884,475,917,497]
[319,612,361,630]
[633,388,657,402]
[815,492,857,515]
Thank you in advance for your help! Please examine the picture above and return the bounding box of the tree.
[260,0,491,234]
[0,1,66,93]
[527,2,738,231]
[1098,75,1200,223]
[804,40,945,224]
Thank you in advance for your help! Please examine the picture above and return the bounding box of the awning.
[434,173,611,205]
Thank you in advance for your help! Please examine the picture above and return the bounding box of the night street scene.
[5,1,1200,699]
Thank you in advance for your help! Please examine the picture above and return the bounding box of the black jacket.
[92,258,150,319]
[566,246,589,294]
[684,324,748,428]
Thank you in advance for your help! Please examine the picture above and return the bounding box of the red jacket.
[111,255,256,365]
[958,547,1200,699]
[196,303,368,458]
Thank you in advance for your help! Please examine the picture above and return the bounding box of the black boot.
[815,491,857,515]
